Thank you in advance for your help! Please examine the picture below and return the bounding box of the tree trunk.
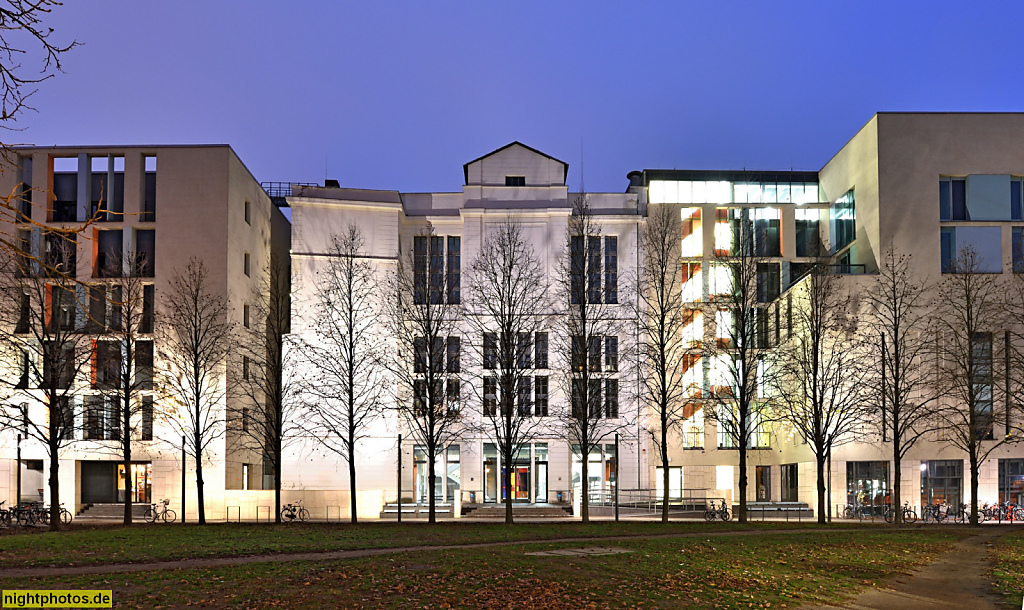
[892,443,902,527]
[123,426,133,525]
[969,451,979,526]
[580,451,589,523]
[349,446,358,524]
[428,446,436,524]
[505,457,514,525]
[195,432,206,525]
[661,428,670,523]
[48,447,60,532]
[816,452,827,524]
[738,446,747,523]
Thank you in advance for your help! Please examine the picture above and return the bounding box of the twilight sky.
[15,1,1024,194]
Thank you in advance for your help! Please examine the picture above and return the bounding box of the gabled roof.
[463,141,569,184]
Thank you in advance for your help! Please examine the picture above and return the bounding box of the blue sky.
[16,1,1024,194]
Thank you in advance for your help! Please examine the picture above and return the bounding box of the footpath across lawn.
[0,528,962,609]
[0,520,862,569]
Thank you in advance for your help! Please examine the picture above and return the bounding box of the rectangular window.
[242,407,249,432]
[431,337,445,375]
[93,340,119,389]
[85,396,103,440]
[1014,227,1024,273]
[413,379,427,415]
[16,155,31,222]
[16,349,29,389]
[588,379,602,418]
[142,395,153,440]
[244,252,250,277]
[505,176,525,186]
[588,336,601,372]
[429,236,444,304]
[50,285,76,331]
[571,381,585,418]
[534,332,548,369]
[141,284,155,333]
[605,379,618,418]
[108,284,122,331]
[447,236,460,304]
[517,332,532,369]
[51,157,78,222]
[831,190,856,252]
[1012,180,1023,221]
[413,236,427,304]
[483,332,496,369]
[941,227,955,273]
[142,156,156,222]
[605,236,617,304]
[16,291,30,334]
[242,355,250,381]
[483,377,497,417]
[605,336,618,372]
[446,379,460,414]
[517,376,532,416]
[85,285,105,333]
[571,335,585,371]
[135,229,155,277]
[447,336,460,373]
[44,232,76,278]
[243,303,250,328]
[570,235,584,304]
[534,376,548,417]
[940,177,968,221]
[587,236,601,304]
[16,229,32,277]
[795,208,821,257]
[95,229,123,277]
[244,200,251,225]
[972,332,994,441]
[136,339,154,390]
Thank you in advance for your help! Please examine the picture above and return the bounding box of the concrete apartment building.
[0,145,288,520]
[2,112,1023,521]
[286,113,1024,519]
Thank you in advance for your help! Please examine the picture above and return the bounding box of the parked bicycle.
[144,499,177,524]
[0,501,10,527]
[281,500,309,523]
[922,502,949,523]
[884,501,917,524]
[703,499,731,522]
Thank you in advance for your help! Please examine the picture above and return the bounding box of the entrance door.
[756,466,771,502]
[535,461,548,503]
[117,463,152,503]
[502,465,530,502]
[81,462,117,504]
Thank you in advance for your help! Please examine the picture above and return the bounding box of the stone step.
[77,503,150,519]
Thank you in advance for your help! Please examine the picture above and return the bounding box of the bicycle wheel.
[39,509,49,526]
[144,508,157,524]
[61,508,72,524]
[297,508,309,522]
[704,510,715,522]
[0,510,10,527]
[905,509,917,524]
[721,509,732,522]
[162,509,177,523]
[884,509,894,524]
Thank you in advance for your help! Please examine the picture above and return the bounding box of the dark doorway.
[81,461,117,503]
[781,464,798,502]
[756,465,771,501]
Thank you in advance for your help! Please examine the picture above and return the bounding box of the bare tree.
[464,217,550,524]
[298,226,385,524]
[704,212,777,523]
[383,223,462,524]
[932,246,1018,525]
[234,253,302,523]
[158,258,232,524]
[769,262,869,523]
[865,247,939,525]
[631,203,694,522]
[553,193,627,523]
[95,250,155,525]
[0,235,90,530]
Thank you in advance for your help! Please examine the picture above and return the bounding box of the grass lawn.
[0,520,871,569]
[0,529,962,609]
[991,528,1024,606]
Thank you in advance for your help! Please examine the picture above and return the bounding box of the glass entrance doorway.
[756,466,771,501]
[921,460,963,510]
[483,442,548,503]
[117,463,151,503]
[503,465,530,501]
[848,461,889,517]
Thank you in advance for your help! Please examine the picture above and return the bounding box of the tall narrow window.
[244,252,250,277]
[534,376,549,417]
[242,407,249,432]
[517,333,532,369]
[446,336,460,373]
[605,236,617,303]
[483,377,497,416]
[483,333,497,370]
[413,236,427,304]
[605,379,619,418]
[972,332,994,441]
[16,292,29,334]
[570,236,584,304]
[446,379,460,414]
[135,229,156,277]
[141,284,155,333]
[413,336,426,374]
[1013,227,1024,273]
[517,377,532,416]
[242,355,250,381]
[588,379,602,418]
[447,236,460,304]
[535,332,548,369]
[136,339,154,390]
[941,228,955,273]
[587,236,601,304]
[243,303,250,328]
[429,236,444,304]
[244,200,251,225]
[939,177,967,221]
[142,396,154,440]
[588,336,601,372]
[142,156,156,222]
[605,336,618,372]
[108,285,122,331]
[571,336,585,371]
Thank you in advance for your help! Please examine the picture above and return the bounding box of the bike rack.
[326,505,341,521]
[255,506,271,522]
[226,506,241,523]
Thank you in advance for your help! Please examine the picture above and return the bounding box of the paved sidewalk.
[810,529,1006,610]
